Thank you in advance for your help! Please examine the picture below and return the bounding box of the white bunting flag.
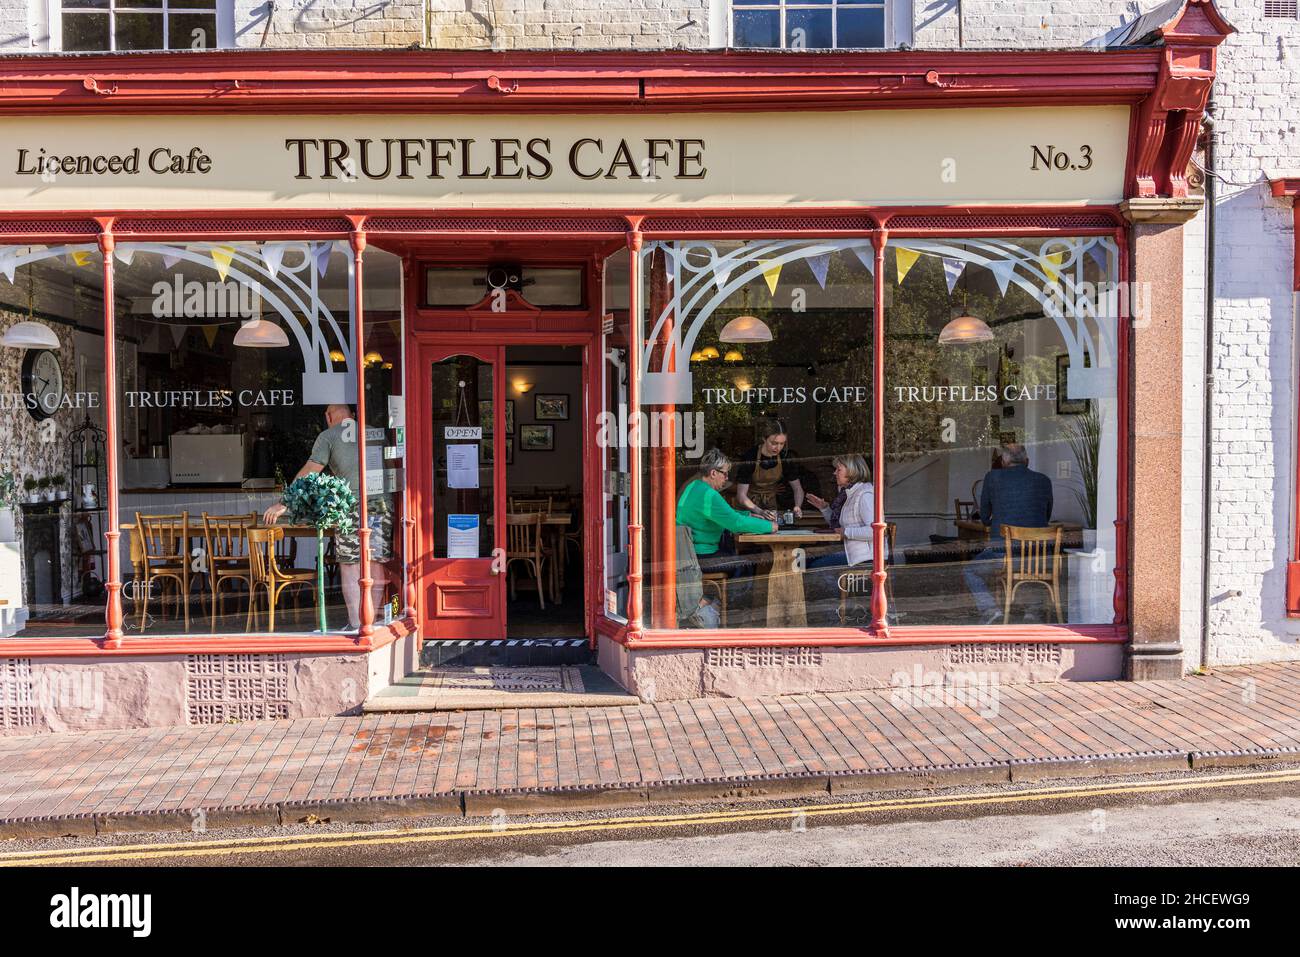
[941,257,967,294]
[988,258,1018,297]
[0,247,16,284]
[711,259,734,293]
[1086,242,1109,273]
[261,242,288,278]
[312,242,332,277]
[806,253,831,290]
[162,250,182,269]
[851,244,875,273]
[113,247,135,267]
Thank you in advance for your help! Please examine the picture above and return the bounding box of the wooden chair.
[201,512,257,628]
[509,496,552,514]
[954,499,977,522]
[245,526,315,632]
[134,511,192,630]
[1000,524,1064,624]
[700,571,729,626]
[505,512,556,608]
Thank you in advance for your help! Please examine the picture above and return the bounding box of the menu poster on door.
[447,514,480,558]
[447,444,479,489]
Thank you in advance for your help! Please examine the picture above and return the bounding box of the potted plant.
[1064,404,1101,551]
[39,477,54,502]
[0,472,17,542]
[279,472,357,632]
[52,475,67,501]
[23,477,39,504]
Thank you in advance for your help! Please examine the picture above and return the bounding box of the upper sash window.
[730,0,891,50]
[52,0,231,52]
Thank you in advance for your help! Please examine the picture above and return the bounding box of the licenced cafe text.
[16,147,212,176]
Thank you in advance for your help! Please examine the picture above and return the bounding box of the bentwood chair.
[201,512,258,628]
[954,499,977,522]
[505,512,557,608]
[134,512,192,630]
[1000,524,1064,624]
[246,526,315,632]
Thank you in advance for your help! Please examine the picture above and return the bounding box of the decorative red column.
[400,254,419,626]
[647,246,676,629]
[870,235,889,635]
[348,216,374,641]
[625,217,645,638]
[1113,227,1131,627]
[96,219,124,647]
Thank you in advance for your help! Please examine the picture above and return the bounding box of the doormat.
[425,666,585,694]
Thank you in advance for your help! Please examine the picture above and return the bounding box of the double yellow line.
[2,767,1297,866]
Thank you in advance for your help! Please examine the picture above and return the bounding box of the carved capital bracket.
[1129,0,1234,200]
[1271,177,1300,293]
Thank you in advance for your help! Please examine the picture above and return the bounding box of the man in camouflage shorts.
[263,404,393,631]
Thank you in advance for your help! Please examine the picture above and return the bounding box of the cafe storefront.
[0,5,1229,731]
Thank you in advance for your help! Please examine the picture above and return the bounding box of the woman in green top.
[676,450,776,625]
[678,449,778,557]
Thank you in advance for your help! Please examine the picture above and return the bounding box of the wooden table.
[954,519,1083,541]
[736,530,843,628]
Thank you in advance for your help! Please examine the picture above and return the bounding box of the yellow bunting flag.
[1042,251,1064,283]
[210,245,235,281]
[201,325,219,348]
[69,250,93,267]
[760,259,782,295]
[895,246,920,284]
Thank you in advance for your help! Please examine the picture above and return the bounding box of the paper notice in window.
[447,443,479,489]
[447,514,479,559]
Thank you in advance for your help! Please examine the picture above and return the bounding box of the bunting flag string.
[210,245,235,282]
[261,242,288,279]
[200,325,219,348]
[806,253,831,290]
[760,259,782,295]
[941,257,967,294]
[988,258,1018,297]
[0,247,16,284]
[895,247,920,284]
[850,244,875,273]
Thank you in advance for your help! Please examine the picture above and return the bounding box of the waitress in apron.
[735,418,807,522]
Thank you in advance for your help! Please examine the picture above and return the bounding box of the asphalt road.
[3,765,1298,868]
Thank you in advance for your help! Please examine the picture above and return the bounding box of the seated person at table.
[677,449,777,623]
[734,418,807,521]
[262,403,392,632]
[804,454,880,570]
[962,442,1054,625]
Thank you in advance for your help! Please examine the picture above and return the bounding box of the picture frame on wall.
[519,424,554,451]
[478,399,494,435]
[505,437,514,465]
[505,399,515,435]
[534,393,569,421]
[1056,354,1089,415]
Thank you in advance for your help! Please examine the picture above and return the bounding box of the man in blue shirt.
[963,443,1054,624]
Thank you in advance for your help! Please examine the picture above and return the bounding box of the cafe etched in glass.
[0,5,1230,730]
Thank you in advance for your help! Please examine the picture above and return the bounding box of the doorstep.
[364,664,639,712]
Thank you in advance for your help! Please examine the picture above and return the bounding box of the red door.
[415,344,506,639]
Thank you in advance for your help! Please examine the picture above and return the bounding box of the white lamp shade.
[719,314,773,343]
[1,321,60,349]
[938,314,994,345]
[232,319,289,348]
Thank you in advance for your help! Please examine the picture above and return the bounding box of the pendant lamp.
[1,265,59,349]
[719,284,772,343]
[233,319,289,348]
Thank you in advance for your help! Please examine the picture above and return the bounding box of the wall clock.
[21,348,64,421]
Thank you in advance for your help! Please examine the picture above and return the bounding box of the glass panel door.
[422,347,504,638]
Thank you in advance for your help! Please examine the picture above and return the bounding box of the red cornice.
[0,48,1165,115]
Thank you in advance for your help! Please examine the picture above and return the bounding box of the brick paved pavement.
[0,663,1298,827]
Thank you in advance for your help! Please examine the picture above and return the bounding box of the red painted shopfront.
[0,1,1232,732]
